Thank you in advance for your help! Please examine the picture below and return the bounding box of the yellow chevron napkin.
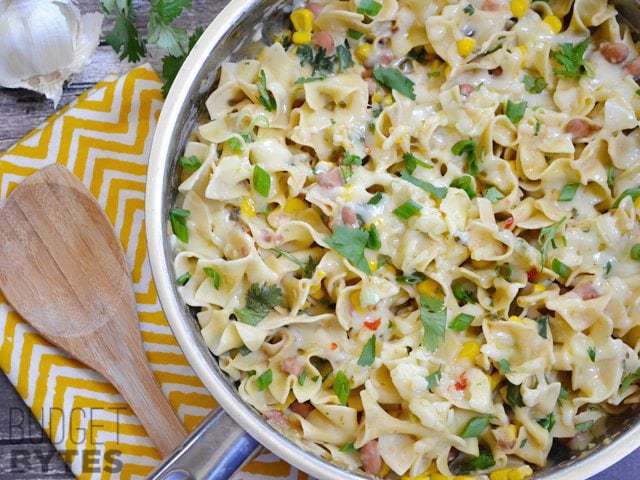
[0,66,306,480]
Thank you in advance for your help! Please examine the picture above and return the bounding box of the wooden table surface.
[1,1,639,479]
[0,1,227,478]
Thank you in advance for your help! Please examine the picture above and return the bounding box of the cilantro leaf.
[400,171,448,199]
[102,0,147,62]
[333,371,350,405]
[357,0,383,17]
[357,336,376,367]
[367,224,381,250]
[506,383,524,407]
[148,0,192,57]
[169,208,190,243]
[373,66,416,100]
[396,271,426,285]
[587,346,596,362]
[253,165,271,197]
[420,295,446,352]
[506,100,527,125]
[551,258,571,280]
[451,139,480,176]
[256,369,273,390]
[497,359,511,374]
[297,44,314,66]
[559,183,580,201]
[235,283,283,326]
[336,41,354,71]
[537,413,556,432]
[485,186,504,203]
[340,442,358,453]
[456,452,495,474]
[368,192,383,205]
[523,74,547,94]
[325,226,371,273]
[426,369,442,391]
[536,315,549,339]
[552,39,590,79]
[161,27,203,97]
[461,415,492,438]
[179,155,201,172]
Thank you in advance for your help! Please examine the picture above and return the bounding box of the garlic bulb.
[0,0,103,106]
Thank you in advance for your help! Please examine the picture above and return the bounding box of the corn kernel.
[350,290,367,314]
[490,466,534,480]
[341,185,355,201]
[456,38,476,58]
[444,64,452,77]
[284,197,306,214]
[489,371,502,390]
[509,315,524,323]
[417,279,440,297]
[510,0,530,18]
[379,463,390,477]
[290,8,313,33]
[372,92,384,103]
[400,475,429,480]
[240,197,256,217]
[356,43,373,63]
[543,15,563,34]
[368,259,378,272]
[458,341,480,362]
[292,31,312,45]
[384,94,394,105]
[533,283,546,293]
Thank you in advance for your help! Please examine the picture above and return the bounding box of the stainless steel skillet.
[145,1,640,478]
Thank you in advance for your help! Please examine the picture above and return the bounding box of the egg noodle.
[170,0,640,477]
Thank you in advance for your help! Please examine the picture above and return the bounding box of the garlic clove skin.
[0,0,103,106]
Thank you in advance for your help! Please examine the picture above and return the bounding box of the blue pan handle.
[148,409,259,480]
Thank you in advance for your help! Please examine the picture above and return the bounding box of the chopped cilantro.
[506,383,524,407]
[485,186,505,203]
[340,442,358,453]
[396,271,427,284]
[587,346,596,362]
[552,39,590,79]
[426,369,442,391]
[336,41,354,71]
[452,279,477,305]
[506,100,527,125]
[357,336,376,367]
[347,29,363,40]
[357,0,383,17]
[256,369,273,390]
[420,295,447,352]
[367,224,381,250]
[368,192,383,205]
[169,208,190,243]
[461,415,492,438]
[631,244,640,261]
[179,155,202,172]
[333,371,350,404]
[463,4,475,15]
[551,258,571,280]
[373,66,416,100]
[523,74,547,94]
[497,359,511,374]
[536,315,549,339]
[620,368,640,393]
[538,217,566,268]
[537,413,556,432]
[558,183,580,201]
[325,226,371,273]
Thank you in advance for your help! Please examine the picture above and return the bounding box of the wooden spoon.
[0,164,187,456]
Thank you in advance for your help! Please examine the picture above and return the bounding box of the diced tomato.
[527,268,538,283]
[503,216,515,230]
[455,372,468,391]
[330,342,338,350]
[364,319,381,331]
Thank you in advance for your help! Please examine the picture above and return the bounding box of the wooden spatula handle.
[106,346,187,457]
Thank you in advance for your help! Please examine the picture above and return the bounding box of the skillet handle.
[148,409,260,480]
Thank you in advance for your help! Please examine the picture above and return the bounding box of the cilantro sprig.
[420,295,446,352]
[538,217,566,268]
[451,140,481,176]
[325,226,371,274]
[101,0,203,97]
[552,39,590,79]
